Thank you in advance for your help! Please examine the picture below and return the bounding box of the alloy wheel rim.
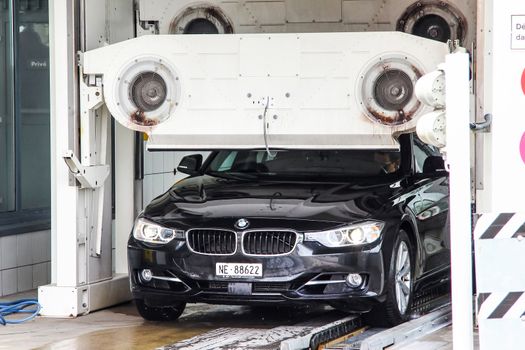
[394,241,411,315]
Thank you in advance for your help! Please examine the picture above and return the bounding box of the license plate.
[216,263,263,278]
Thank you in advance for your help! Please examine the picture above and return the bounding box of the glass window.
[217,151,237,172]
[413,137,440,173]
[207,149,402,180]
[0,0,50,234]
[0,0,15,213]
[413,143,428,173]
[17,20,50,209]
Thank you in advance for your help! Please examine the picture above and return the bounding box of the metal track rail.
[280,315,363,350]
[158,310,360,350]
[159,293,451,350]
[323,304,451,350]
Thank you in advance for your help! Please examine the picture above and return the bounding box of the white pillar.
[446,51,474,350]
[49,0,80,288]
[40,0,131,317]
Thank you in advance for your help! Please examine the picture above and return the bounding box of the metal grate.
[187,229,236,255]
[203,281,228,291]
[252,282,291,293]
[243,231,297,255]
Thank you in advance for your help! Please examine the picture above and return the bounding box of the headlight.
[133,218,185,244]
[304,221,385,247]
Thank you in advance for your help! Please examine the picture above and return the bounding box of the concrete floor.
[0,291,476,350]
[0,291,343,350]
[0,301,284,350]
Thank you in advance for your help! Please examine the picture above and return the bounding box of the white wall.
[142,150,209,207]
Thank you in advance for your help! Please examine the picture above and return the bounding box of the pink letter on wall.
[522,69,525,96]
[521,132,525,165]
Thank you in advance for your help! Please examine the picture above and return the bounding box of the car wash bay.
[2,0,516,349]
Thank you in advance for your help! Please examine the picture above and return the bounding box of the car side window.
[256,151,276,163]
[413,143,427,173]
[413,138,440,173]
[217,151,238,171]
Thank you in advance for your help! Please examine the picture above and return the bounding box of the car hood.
[142,175,402,231]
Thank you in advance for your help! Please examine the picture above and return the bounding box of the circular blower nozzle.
[373,69,414,111]
[397,1,466,44]
[130,72,167,112]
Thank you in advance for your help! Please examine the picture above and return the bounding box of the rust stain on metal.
[411,65,423,78]
[364,63,422,126]
[202,7,234,33]
[169,5,234,34]
[365,107,417,126]
[131,110,159,127]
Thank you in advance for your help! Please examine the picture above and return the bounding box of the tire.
[135,299,186,321]
[365,230,414,327]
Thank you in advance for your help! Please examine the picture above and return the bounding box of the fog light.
[346,273,363,287]
[141,269,153,282]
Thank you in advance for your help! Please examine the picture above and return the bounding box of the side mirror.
[176,154,203,176]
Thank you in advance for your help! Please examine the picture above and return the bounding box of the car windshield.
[205,149,401,180]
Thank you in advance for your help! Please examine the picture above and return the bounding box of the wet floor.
[0,299,346,350]
[0,296,475,350]
[36,323,204,350]
[39,305,338,350]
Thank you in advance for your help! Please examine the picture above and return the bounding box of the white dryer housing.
[82,32,449,150]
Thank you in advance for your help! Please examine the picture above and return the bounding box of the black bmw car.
[128,133,450,326]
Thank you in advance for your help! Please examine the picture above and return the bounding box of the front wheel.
[365,230,414,327]
[135,299,186,321]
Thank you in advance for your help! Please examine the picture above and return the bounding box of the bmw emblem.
[235,218,250,230]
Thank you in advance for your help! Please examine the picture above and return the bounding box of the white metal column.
[446,52,474,350]
[39,0,132,317]
[41,0,87,317]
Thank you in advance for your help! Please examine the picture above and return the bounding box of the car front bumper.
[128,235,388,312]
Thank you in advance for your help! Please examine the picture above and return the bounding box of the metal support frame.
[63,150,109,190]
[38,0,131,318]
